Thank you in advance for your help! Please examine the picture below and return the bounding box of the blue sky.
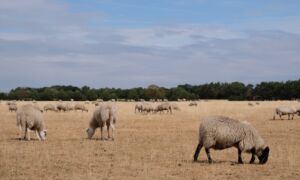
[0,0,300,91]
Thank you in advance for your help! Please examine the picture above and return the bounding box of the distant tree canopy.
[0,79,300,101]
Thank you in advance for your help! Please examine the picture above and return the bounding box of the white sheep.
[273,106,298,120]
[189,102,198,106]
[43,104,58,112]
[135,103,143,113]
[16,104,47,141]
[57,103,67,112]
[193,116,270,164]
[74,104,88,112]
[8,104,18,112]
[86,103,117,140]
[155,102,172,114]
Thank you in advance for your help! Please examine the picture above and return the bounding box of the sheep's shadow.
[187,159,246,166]
[8,138,40,141]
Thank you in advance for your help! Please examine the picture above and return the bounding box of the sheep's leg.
[205,148,212,163]
[111,124,115,141]
[249,148,256,164]
[36,131,41,141]
[100,126,104,140]
[238,148,243,164]
[193,143,203,161]
[279,114,282,120]
[291,114,294,120]
[288,114,290,120]
[107,124,110,140]
[18,125,23,140]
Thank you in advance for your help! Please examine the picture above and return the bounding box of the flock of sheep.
[3,100,300,165]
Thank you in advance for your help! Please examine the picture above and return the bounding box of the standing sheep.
[8,104,18,112]
[57,104,67,112]
[193,116,270,164]
[16,104,47,141]
[86,104,117,140]
[155,102,172,114]
[273,106,298,120]
[44,104,58,112]
[74,104,88,112]
[189,102,198,106]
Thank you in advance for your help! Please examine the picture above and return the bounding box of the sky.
[0,0,300,91]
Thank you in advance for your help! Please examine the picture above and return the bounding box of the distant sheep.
[155,102,172,114]
[194,116,269,164]
[273,106,298,120]
[8,104,18,112]
[248,102,254,106]
[57,104,67,112]
[86,103,117,140]
[44,104,58,112]
[74,104,88,112]
[16,104,47,141]
[189,102,197,106]
[135,103,143,113]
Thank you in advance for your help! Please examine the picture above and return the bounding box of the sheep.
[141,103,154,114]
[135,103,143,113]
[86,103,117,140]
[43,104,58,112]
[57,104,67,112]
[273,106,298,120]
[65,104,74,111]
[74,104,88,112]
[248,102,254,106]
[193,116,270,164]
[8,104,18,112]
[155,102,172,114]
[16,104,47,141]
[189,102,198,106]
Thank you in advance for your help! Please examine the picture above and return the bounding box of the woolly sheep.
[74,104,88,112]
[44,104,58,112]
[135,103,143,113]
[8,104,18,112]
[86,103,117,140]
[155,102,172,114]
[171,103,180,111]
[189,102,198,106]
[193,116,270,164]
[57,104,67,112]
[16,104,47,141]
[273,106,298,120]
[65,104,74,111]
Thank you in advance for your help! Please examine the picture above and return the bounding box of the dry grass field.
[0,100,300,180]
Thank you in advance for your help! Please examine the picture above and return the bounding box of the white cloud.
[0,0,299,91]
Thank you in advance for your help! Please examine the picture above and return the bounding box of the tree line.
[0,80,300,101]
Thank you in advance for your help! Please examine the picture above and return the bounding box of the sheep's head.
[39,130,47,140]
[86,128,95,139]
[257,146,270,164]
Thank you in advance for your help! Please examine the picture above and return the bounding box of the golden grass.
[0,101,300,180]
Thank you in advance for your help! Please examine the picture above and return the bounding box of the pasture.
[0,101,300,180]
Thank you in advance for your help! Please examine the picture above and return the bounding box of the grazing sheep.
[273,106,298,120]
[135,103,143,113]
[193,116,270,164]
[248,102,254,106]
[8,104,18,112]
[189,102,198,106]
[57,104,67,112]
[155,102,172,114]
[74,104,88,112]
[86,104,117,140]
[16,104,47,141]
[43,104,58,112]
[65,104,74,111]
[141,103,154,114]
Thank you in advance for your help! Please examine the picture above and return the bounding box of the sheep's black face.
[258,146,270,164]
